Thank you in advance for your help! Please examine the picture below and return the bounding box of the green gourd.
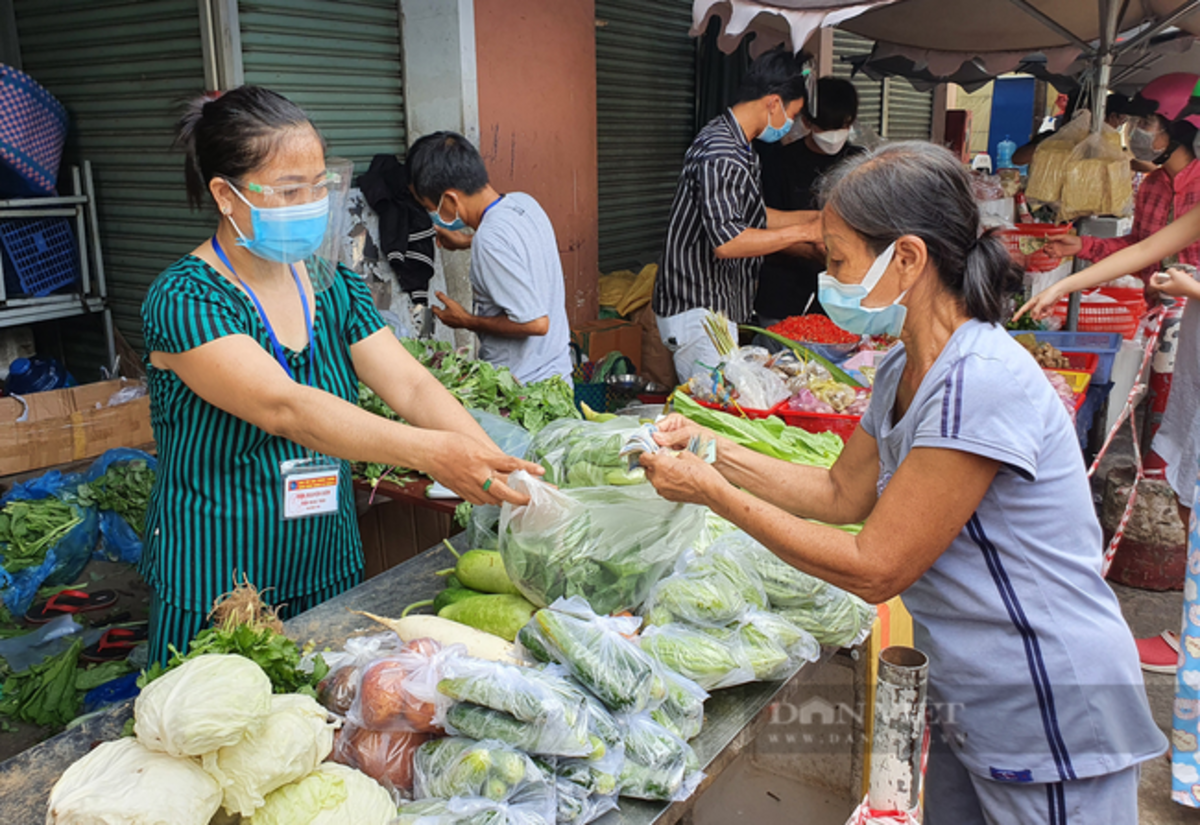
[438,594,537,642]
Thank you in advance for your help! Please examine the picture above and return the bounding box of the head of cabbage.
[205,693,337,817]
[246,762,397,825]
[47,737,221,825]
[135,654,272,757]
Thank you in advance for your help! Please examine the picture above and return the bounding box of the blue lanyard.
[211,236,316,387]
[481,194,505,221]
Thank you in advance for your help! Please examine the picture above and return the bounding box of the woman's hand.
[1014,282,1066,323]
[1149,267,1200,300]
[639,450,726,507]
[426,433,542,506]
[1043,235,1083,260]
[651,414,712,451]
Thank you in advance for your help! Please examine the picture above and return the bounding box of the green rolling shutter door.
[12,0,211,353]
[238,0,405,171]
[832,30,932,141]
[595,0,696,273]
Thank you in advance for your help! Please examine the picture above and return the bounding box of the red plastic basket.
[1001,224,1072,273]
[692,396,776,420]
[770,400,861,442]
[1050,288,1147,340]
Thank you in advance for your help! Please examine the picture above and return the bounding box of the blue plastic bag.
[0,549,57,619]
[83,448,156,565]
[0,470,99,594]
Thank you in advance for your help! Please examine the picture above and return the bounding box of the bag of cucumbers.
[410,737,556,825]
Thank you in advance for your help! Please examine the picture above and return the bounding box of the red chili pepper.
[767,315,857,345]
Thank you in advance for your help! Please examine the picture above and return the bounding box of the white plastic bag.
[526,418,648,488]
[500,471,705,615]
[47,737,222,825]
[616,712,704,802]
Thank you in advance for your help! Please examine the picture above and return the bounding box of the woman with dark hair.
[640,142,1165,822]
[141,86,537,663]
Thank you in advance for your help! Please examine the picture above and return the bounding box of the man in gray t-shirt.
[405,132,571,385]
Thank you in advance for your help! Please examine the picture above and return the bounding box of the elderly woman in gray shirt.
[641,142,1166,824]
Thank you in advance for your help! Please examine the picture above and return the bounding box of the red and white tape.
[1085,307,1166,577]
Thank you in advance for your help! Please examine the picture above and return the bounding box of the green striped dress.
[141,254,386,663]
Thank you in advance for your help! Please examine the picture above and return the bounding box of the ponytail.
[963,228,1023,324]
[820,141,1022,325]
[172,86,322,211]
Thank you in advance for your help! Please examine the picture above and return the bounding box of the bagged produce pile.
[76,447,156,564]
[500,471,705,616]
[687,346,790,411]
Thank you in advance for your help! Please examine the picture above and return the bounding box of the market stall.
[0,534,862,825]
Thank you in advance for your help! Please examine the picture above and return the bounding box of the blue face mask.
[817,242,909,337]
[758,103,794,144]
[430,194,467,232]
[229,186,329,264]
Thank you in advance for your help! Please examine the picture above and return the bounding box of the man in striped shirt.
[653,49,823,383]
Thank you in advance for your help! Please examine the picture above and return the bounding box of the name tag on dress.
[280,458,341,520]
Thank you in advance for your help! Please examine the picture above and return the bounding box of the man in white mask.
[754,78,864,326]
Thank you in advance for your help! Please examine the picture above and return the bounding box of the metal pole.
[868,646,929,815]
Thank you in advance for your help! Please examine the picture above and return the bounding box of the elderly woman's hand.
[651,414,712,451]
[639,449,726,507]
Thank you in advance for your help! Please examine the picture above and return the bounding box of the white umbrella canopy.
[692,0,902,57]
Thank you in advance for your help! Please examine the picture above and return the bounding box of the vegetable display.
[76,459,154,539]
[675,392,843,468]
[0,497,82,572]
[0,639,130,729]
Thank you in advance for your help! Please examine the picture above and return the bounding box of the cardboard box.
[571,319,642,373]
[0,379,153,476]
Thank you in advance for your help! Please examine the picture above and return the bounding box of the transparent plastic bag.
[317,632,405,716]
[638,623,756,691]
[332,724,431,797]
[641,567,749,628]
[552,763,619,825]
[526,418,647,488]
[468,409,533,461]
[522,597,667,714]
[1060,126,1132,220]
[439,659,595,757]
[737,609,821,680]
[393,791,555,825]
[412,738,556,820]
[681,544,769,611]
[500,471,705,615]
[650,667,708,741]
[720,347,790,410]
[616,712,704,802]
[466,505,501,551]
[348,639,464,733]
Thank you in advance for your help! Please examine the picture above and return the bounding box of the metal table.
[0,538,849,825]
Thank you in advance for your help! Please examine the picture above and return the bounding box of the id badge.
[281,457,341,520]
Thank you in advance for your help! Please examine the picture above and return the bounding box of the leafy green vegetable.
[639,625,749,691]
[384,339,579,434]
[76,460,155,538]
[0,498,83,572]
[674,393,843,468]
[527,418,646,488]
[139,624,328,697]
[0,640,130,729]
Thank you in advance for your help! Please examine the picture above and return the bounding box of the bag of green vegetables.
[526,418,648,488]
[411,737,556,825]
[499,471,704,616]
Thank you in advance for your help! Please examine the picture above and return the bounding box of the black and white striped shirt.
[653,109,767,323]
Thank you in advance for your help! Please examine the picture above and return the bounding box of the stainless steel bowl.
[606,373,647,393]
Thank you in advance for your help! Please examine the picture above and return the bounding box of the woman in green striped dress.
[140,86,536,664]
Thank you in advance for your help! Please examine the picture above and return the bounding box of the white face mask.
[812,128,851,155]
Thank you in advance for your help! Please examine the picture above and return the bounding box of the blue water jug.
[997,136,1017,169]
[5,356,75,395]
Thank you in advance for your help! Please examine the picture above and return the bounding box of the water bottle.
[5,356,75,395]
[997,135,1017,169]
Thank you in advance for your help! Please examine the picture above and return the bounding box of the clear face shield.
[304,156,354,294]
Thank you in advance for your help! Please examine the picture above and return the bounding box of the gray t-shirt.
[862,319,1166,783]
[470,192,572,385]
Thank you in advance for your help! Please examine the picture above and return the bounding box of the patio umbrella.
[694,0,1200,129]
